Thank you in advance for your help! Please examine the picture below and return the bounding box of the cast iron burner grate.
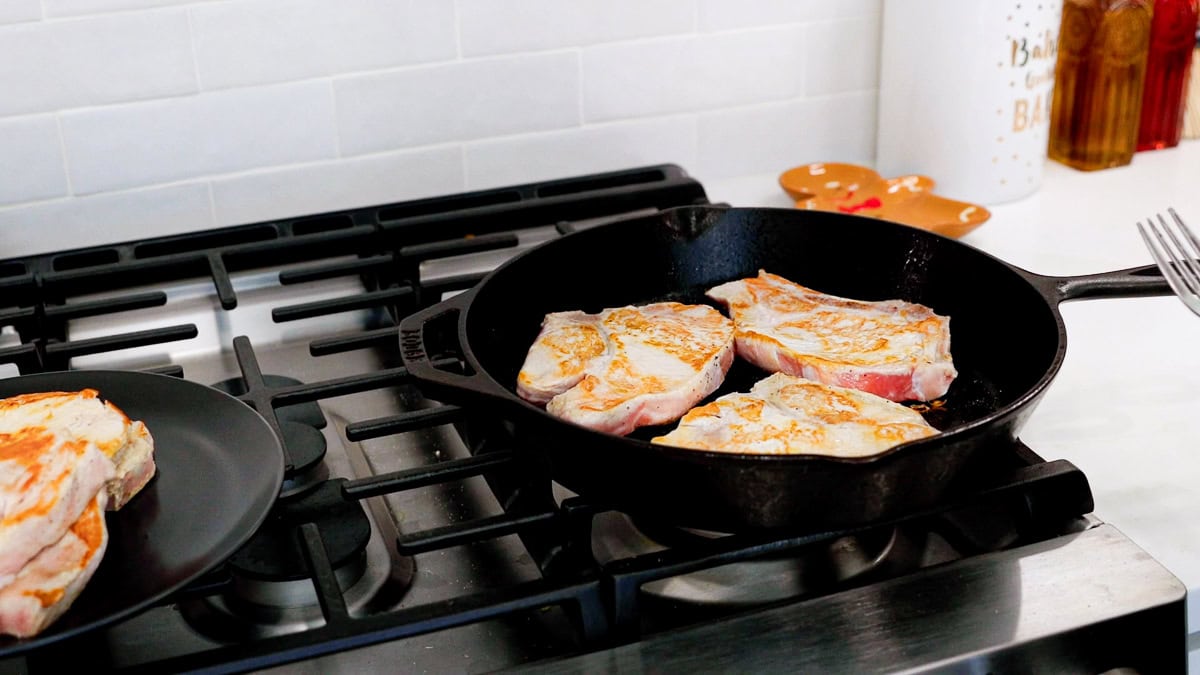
[0,164,708,374]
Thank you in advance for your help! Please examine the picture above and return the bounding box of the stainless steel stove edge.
[512,524,1187,674]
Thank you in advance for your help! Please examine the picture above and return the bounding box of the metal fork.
[1138,208,1200,317]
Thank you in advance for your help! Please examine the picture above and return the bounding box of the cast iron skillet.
[399,206,1168,533]
[0,370,284,655]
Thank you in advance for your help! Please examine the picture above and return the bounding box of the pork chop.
[0,491,108,638]
[0,426,113,588]
[707,271,956,402]
[516,302,736,436]
[653,372,938,457]
[0,390,156,511]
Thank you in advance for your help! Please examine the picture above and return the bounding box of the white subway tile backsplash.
[0,116,68,206]
[335,53,580,156]
[191,0,456,90]
[698,0,881,29]
[44,0,202,18]
[458,0,694,57]
[0,10,196,117]
[0,0,884,254]
[828,0,883,19]
[805,16,881,96]
[61,81,338,195]
[582,27,807,123]
[0,1,41,25]
[0,183,212,258]
[464,117,697,190]
[211,146,464,226]
[696,91,876,179]
[698,0,821,30]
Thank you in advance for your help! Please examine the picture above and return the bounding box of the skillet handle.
[1031,264,1171,303]
[398,288,517,406]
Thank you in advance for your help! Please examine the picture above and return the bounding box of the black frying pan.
[399,206,1168,532]
[0,370,284,655]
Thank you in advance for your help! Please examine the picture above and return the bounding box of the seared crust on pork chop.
[707,271,957,402]
[0,389,151,638]
[0,491,108,638]
[517,302,735,436]
[0,390,156,510]
[0,427,113,588]
[653,372,938,457]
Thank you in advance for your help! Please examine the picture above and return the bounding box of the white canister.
[875,0,1062,205]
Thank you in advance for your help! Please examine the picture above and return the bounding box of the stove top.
[0,165,1185,673]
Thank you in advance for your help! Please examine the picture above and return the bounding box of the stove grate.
[0,164,705,374]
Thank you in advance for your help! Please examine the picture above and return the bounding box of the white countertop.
[702,142,1200,647]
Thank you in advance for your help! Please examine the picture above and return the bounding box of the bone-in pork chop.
[517,302,735,436]
[0,491,108,638]
[0,390,155,511]
[653,372,938,457]
[0,426,113,589]
[707,271,956,402]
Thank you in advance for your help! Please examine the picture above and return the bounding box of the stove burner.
[180,479,411,641]
[212,374,330,496]
[211,374,328,428]
[277,421,328,497]
[230,479,370,583]
[592,512,927,607]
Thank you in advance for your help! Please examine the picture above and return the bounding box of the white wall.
[0,0,881,257]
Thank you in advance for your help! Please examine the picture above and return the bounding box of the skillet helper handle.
[398,289,516,406]
[1039,264,1170,303]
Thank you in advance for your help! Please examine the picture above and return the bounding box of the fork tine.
[1139,210,1200,317]
[1156,211,1200,295]
[1150,213,1196,295]
[1168,208,1200,250]
[1167,208,1200,275]
[1138,219,1190,299]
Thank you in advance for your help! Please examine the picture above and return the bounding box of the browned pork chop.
[653,372,938,457]
[517,302,735,435]
[707,271,957,402]
[0,491,108,638]
[0,389,154,638]
[0,390,156,511]
[0,427,113,589]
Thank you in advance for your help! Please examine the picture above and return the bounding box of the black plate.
[0,370,285,655]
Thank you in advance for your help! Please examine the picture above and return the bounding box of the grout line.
[0,178,211,216]
[4,88,881,217]
[0,139,463,216]
[184,6,204,92]
[452,0,463,60]
[0,23,849,124]
[328,79,343,158]
[33,0,228,23]
[575,48,585,125]
[1,86,880,216]
[203,180,217,227]
[797,21,810,99]
[0,49,555,123]
[458,144,471,189]
[53,113,74,197]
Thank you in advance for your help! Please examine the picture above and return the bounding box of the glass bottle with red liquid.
[1137,0,1199,150]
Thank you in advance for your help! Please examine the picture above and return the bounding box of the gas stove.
[0,165,1186,673]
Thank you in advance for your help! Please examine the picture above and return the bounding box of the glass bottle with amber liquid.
[1048,0,1153,170]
